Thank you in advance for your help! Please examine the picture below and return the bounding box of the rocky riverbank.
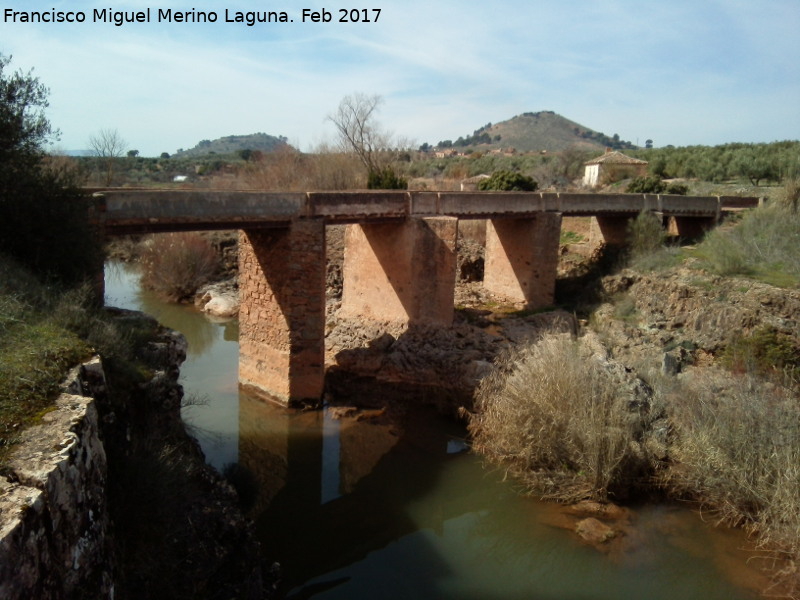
[0,307,277,599]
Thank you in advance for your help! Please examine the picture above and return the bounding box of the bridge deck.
[93,189,760,235]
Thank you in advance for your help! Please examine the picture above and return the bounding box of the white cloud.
[2,0,797,155]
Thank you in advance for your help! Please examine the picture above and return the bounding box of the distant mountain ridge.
[435,111,637,153]
[174,132,290,158]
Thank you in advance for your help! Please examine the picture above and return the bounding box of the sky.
[1,0,798,157]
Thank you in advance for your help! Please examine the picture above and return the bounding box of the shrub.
[625,175,665,194]
[696,202,800,285]
[478,170,538,191]
[367,166,408,190]
[665,181,689,195]
[722,326,800,381]
[139,233,220,302]
[469,334,656,502]
[627,210,666,256]
[663,370,800,586]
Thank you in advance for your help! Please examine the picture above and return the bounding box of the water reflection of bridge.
[238,392,483,593]
[96,189,759,406]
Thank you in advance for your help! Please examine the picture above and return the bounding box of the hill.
[174,132,291,158]
[435,111,637,153]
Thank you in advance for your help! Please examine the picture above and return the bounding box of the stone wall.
[0,358,114,599]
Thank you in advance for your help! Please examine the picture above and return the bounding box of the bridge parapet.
[96,189,759,234]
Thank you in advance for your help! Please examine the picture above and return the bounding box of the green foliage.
[722,326,800,381]
[478,170,538,191]
[696,202,800,286]
[0,257,100,463]
[367,166,408,189]
[634,141,799,184]
[560,230,584,244]
[0,54,101,285]
[626,175,666,193]
[665,181,689,195]
[627,211,666,255]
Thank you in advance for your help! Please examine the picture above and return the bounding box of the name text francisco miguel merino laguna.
[3,7,383,26]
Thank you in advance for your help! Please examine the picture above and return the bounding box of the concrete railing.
[93,190,760,235]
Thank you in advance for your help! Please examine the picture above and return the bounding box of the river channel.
[104,261,766,599]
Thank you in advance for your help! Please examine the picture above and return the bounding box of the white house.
[583,149,648,188]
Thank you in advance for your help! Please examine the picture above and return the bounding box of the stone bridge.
[94,190,759,405]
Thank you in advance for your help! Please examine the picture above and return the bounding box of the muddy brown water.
[105,262,768,599]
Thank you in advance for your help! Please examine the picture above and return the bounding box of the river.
[104,261,766,600]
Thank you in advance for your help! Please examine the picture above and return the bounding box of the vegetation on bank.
[139,232,221,302]
[469,189,800,596]
[0,255,156,467]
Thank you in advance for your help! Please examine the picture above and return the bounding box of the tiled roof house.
[583,149,648,188]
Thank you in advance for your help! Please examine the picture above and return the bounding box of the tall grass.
[663,370,800,595]
[697,202,800,286]
[139,232,220,302]
[469,334,657,502]
[0,256,135,465]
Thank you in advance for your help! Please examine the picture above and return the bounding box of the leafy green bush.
[478,170,538,191]
[722,326,800,381]
[367,166,408,189]
[696,202,800,286]
[626,175,665,194]
[627,211,666,255]
[665,181,689,195]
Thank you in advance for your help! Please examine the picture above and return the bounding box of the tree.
[0,54,100,284]
[328,92,407,189]
[89,128,126,185]
[0,54,54,167]
[329,93,385,173]
[478,170,538,191]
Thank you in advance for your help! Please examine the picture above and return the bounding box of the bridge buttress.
[339,217,458,326]
[667,216,717,241]
[238,219,326,406]
[483,213,563,309]
[589,215,632,246]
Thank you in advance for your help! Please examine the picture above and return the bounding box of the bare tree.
[328,93,387,174]
[328,93,410,189]
[89,128,126,185]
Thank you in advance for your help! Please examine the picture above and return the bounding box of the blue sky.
[2,0,798,156]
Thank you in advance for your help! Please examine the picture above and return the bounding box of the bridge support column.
[484,213,562,309]
[667,216,716,241]
[590,215,631,246]
[340,217,458,325]
[238,219,326,406]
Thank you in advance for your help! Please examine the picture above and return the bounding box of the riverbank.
[0,256,275,599]
[468,204,800,597]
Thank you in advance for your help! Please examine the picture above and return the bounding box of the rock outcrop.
[0,358,114,600]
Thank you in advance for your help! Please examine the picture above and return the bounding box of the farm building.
[583,149,648,188]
